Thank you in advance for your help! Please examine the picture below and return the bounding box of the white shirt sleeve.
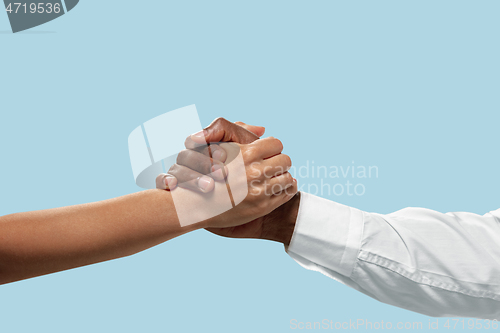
[286,192,500,319]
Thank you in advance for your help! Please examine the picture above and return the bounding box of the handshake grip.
[128,105,248,227]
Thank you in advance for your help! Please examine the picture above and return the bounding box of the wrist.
[260,192,301,246]
[149,189,206,233]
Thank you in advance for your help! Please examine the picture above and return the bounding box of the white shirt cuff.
[286,192,364,277]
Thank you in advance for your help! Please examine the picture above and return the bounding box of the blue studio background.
[1,1,499,332]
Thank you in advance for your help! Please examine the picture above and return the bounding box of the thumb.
[234,121,265,137]
[190,118,261,145]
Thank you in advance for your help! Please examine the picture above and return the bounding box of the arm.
[0,190,188,284]
[0,137,297,285]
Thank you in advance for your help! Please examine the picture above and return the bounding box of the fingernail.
[198,176,214,192]
[211,164,228,180]
[191,130,207,139]
[212,149,224,161]
[164,176,177,190]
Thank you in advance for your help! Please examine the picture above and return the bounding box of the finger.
[259,154,292,177]
[234,121,265,137]
[190,118,260,145]
[184,133,208,150]
[182,140,228,163]
[250,137,284,159]
[168,164,216,193]
[266,172,295,195]
[209,144,227,162]
[271,179,298,202]
[156,173,178,191]
[176,149,228,180]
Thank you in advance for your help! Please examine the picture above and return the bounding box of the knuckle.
[213,117,229,126]
[266,136,276,143]
[176,149,191,164]
[167,163,181,175]
[274,138,284,152]
[266,137,283,152]
[242,146,258,162]
[283,154,292,168]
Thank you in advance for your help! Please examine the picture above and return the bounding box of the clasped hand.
[156,118,298,235]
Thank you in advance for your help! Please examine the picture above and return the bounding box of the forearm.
[0,189,201,284]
